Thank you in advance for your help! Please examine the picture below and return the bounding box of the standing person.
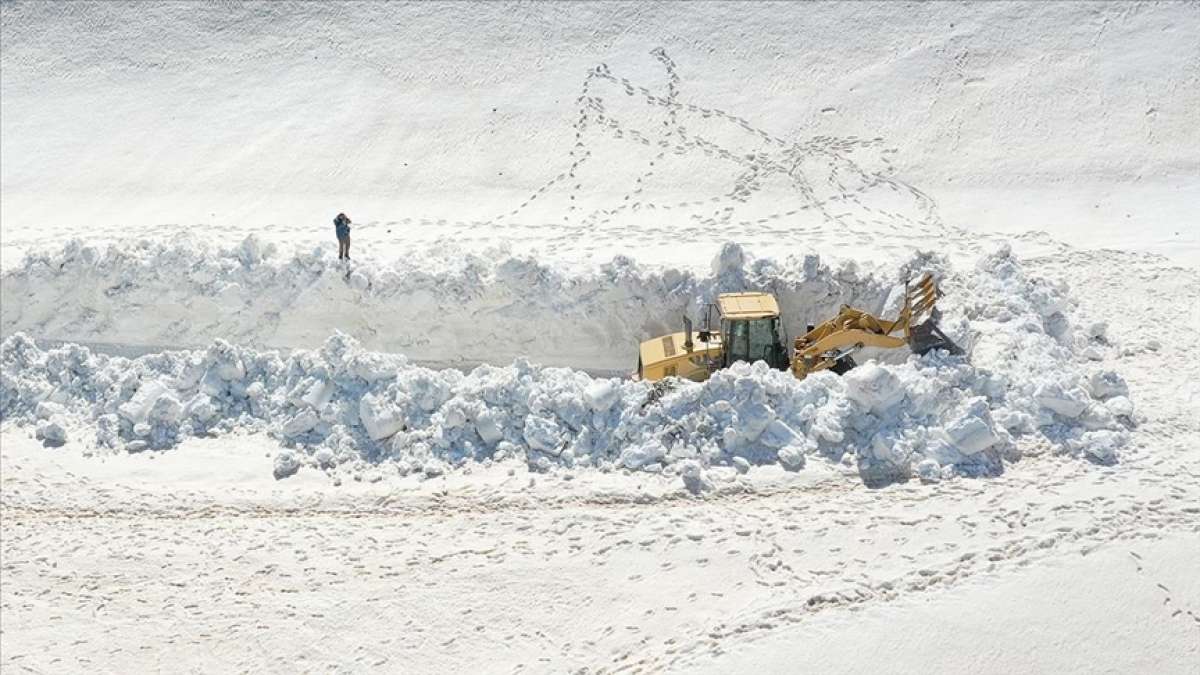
[334,212,351,260]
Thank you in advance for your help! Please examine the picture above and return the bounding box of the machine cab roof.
[716,292,779,320]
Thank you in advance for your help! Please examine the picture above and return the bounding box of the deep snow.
[1,245,1137,488]
[1,239,897,371]
[2,2,1198,672]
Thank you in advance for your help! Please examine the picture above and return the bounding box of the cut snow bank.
[2,246,1135,486]
[1,238,895,371]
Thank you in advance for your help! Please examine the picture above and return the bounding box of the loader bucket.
[909,314,962,356]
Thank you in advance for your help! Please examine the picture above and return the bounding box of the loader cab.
[715,293,789,371]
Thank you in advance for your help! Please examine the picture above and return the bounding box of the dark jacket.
[334,214,351,239]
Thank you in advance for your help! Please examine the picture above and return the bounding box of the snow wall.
[1,246,1136,488]
[2,238,899,372]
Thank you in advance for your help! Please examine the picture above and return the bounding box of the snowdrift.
[1,246,1136,487]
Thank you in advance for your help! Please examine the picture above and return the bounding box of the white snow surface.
[2,1,1198,268]
[3,4,1200,673]
[1,245,1135,486]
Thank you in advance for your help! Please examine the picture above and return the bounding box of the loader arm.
[791,273,958,379]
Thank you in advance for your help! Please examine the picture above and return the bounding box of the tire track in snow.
[4,436,1197,673]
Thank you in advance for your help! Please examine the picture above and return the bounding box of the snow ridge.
[2,246,1135,487]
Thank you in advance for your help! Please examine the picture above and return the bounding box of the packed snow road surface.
[3,430,1198,673]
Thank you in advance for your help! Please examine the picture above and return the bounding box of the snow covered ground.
[3,412,1197,673]
[3,1,1198,269]
[2,1,1199,673]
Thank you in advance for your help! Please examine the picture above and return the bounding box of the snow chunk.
[1086,370,1128,400]
[585,379,619,412]
[118,380,171,425]
[523,416,563,456]
[208,342,246,381]
[1076,430,1124,465]
[149,394,183,425]
[844,363,905,414]
[298,379,335,410]
[282,410,320,438]
[1035,382,1088,419]
[36,416,69,444]
[620,440,665,470]
[1104,396,1134,418]
[35,401,66,420]
[679,460,713,494]
[777,444,807,471]
[941,398,1003,456]
[359,394,406,440]
[760,419,799,449]
[184,395,218,423]
[273,451,302,480]
[915,458,941,483]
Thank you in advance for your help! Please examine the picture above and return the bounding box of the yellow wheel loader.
[635,273,960,382]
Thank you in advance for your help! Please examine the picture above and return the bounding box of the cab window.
[723,317,787,368]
